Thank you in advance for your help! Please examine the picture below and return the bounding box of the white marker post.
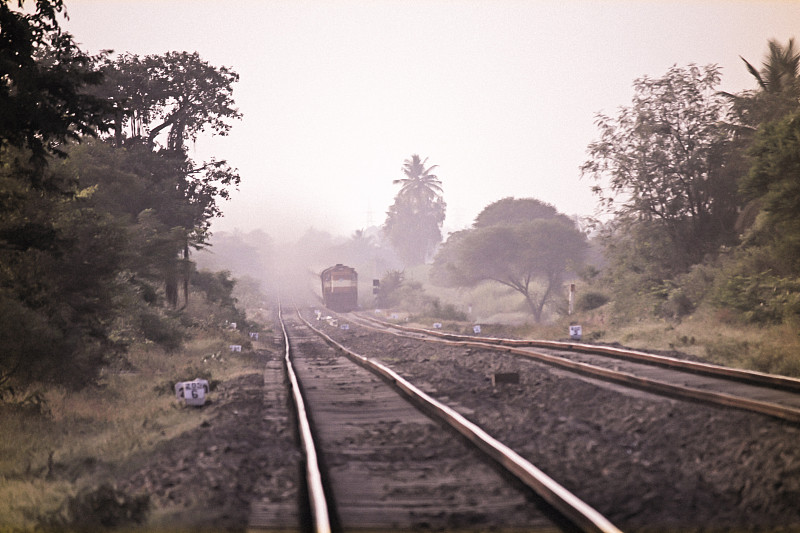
[568,283,576,315]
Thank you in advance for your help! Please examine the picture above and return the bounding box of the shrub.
[576,291,610,312]
[661,288,694,318]
[41,483,149,532]
[375,270,405,309]
[712,273,800,324]
[138,309,185,350]
[427,299,468,321]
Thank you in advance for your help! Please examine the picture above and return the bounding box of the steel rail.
[299,309,623,533]
[278,304,331,533]
[356,313,800,391]
[350,313,800,424]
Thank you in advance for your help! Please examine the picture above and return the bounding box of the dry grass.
[0,327,259,531]
[413,269,800,378]
[522,304,800,378]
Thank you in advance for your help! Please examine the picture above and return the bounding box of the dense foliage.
[0,0,243,393]
[582,41,800,324]
[0,0,108,166]
[582,64,739,275]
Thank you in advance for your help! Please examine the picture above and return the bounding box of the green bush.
[576,291,610,311]
[661,288,694,318]
[712,273,800,324]
[138,309,185,350]
[423,299,466,321]
[41,483,149,532]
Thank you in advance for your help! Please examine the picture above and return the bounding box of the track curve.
[350,313,800,423]
[279,307,622,532]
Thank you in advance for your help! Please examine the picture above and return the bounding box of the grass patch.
[376,269,800,378]
[0,325,262,531]
[534,305,800,377]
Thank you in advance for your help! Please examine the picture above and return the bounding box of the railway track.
[286,308,800,530]
[349,312,800,424]
[249,306,622,532]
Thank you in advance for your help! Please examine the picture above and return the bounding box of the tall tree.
[383,154,446,265]
[0,0,108,169]
[582,64,739,275]
[99,51,241,150]
[745,38,800,91]
[721,38,800,147]
[0,3,244,391]
[393,155,442,203]
[95,52,241,306]
[723,38,800,235]
[431,198,586,322]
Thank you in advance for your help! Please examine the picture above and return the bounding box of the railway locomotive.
[320,264,358,312]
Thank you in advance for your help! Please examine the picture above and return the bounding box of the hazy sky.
[62,0,800,241]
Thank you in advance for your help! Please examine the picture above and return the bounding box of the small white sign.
[249,332,259,340]
[433,322,442,329]
[340,323,349,330]
[569,325,582,340]
[473,324,481,334]
[229,344,242,352]
[174,379,209,406]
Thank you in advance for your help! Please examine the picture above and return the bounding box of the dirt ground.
[110,348,300,532]
[104,312,800,532]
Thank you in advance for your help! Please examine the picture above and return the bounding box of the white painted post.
[569,283,576,315]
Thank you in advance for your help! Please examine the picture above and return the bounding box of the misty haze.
[2,1,800,531]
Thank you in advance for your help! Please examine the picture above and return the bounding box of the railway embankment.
[0,323,296,532]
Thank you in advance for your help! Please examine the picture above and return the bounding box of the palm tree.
[742,38,800,95]
[384,154,446,265]
[393,154,443,204]
[735,38,800,125]
[726,39,800,234]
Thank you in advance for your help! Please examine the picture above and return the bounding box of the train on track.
[320,263,358,312]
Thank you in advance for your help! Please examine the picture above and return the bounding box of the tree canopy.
[0,0,108,167]
[98,51,241,150]
[473,197,571,228]
[0,1,244,391]
[432,198,586,322]
[730,38,800,127]
[737,111,800,273]
[582,64,739,275]
[578,41,800,325]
